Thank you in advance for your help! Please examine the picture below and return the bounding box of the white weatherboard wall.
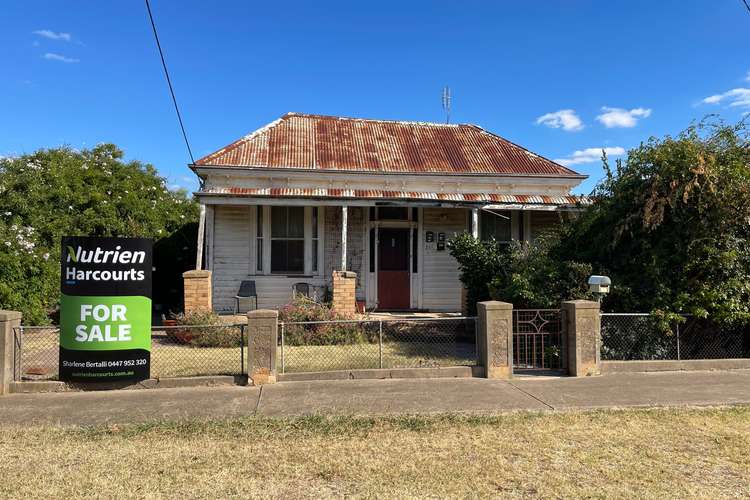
[212,205,251,312]
[421,208,466,311]
[211,205,326,312]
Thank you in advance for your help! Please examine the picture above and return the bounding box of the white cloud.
[535,109,584,131]
[43,52,79,63]
[33,30,71,42]
[554,147,626,166]
[596,107,652,128]
[701,88,750,109]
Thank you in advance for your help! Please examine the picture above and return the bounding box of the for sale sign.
[59,236,152,382]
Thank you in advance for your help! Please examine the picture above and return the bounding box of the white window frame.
[252,205,324,277]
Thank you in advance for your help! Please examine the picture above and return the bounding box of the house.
[188,112,587,314]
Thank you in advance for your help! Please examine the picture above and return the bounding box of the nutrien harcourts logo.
[64,244,147,284]
[59,236,153,382]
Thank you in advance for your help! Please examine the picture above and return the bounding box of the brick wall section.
[183,270,212,312]
[325,207,364,299]
[332,271,357,314]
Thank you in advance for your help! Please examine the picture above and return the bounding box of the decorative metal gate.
[512,309,565,370]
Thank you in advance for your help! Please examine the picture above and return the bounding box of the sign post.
[59,237,152,382]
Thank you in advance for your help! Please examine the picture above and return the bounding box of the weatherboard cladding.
[200,186,587,206]
[195,113,582,177]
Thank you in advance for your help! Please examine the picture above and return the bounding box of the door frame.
[365,210,420,310]
[376,227,411,310]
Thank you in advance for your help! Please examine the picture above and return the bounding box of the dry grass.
[1,407,749,499]
[279,342,475,373]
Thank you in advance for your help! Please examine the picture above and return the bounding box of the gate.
[512,309,565,371]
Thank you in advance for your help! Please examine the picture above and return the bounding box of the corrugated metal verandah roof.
[194,112,585,178]
[199,186,590,207]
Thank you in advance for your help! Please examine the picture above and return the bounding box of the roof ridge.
[282,111,468,128]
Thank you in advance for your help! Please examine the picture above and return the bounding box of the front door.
[377,228,410,310]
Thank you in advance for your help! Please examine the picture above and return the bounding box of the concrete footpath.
[2,370,750,426]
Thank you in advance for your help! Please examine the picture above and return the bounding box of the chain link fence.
[601,314,750,361]
[13,326,59,381]
[13,324,246,381]
[279,317,477,374]
[150,324,245,378]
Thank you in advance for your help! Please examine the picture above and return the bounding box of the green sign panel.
[59,237,152,382]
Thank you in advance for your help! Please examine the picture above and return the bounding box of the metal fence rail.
[512,309,565,370]
[279,317,477,374]
[601,313,750,361]
[12,324,246,381]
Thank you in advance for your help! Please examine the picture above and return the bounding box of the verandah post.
[340,205,348,271]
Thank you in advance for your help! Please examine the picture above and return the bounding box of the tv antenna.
[442,86,451,124]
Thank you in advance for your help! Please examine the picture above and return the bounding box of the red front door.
[377,228,410,310]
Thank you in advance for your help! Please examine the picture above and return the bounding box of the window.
[369,228,375,272]
[481,210,512,243]
[412,227,418,272]
[255,207,263,272]
[271,207,305,273]
[311,207,319,273]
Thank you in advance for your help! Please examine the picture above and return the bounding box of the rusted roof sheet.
[199,186,589,206]
[195,113,584,178]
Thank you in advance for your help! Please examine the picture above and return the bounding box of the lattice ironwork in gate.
[512,309,565,370]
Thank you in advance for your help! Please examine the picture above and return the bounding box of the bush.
[489,232,593,309]
[171,310,241,348]
[0,144,198,324]
[448,230,591,312]
[447,233,509,315]
[279,296,373,346]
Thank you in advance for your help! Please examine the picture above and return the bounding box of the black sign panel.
[59,237,152,382]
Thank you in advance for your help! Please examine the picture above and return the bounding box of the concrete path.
[2,370,750,426]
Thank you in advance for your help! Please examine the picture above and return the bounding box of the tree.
[449,119,750,323]
[0,144,198,323]
[558,119,750,322]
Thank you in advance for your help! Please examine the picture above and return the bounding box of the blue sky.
[1,1,749,194]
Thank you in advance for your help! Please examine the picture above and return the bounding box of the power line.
[145,0,195,164]
[743,0,750,13]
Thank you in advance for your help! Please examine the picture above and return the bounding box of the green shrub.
[447,233,509,315]
[0,145,198,324]
[171,310,241,348]
[279,296,373,346]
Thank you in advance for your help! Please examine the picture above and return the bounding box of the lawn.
[279,341,476,373]
[1,407,748,498]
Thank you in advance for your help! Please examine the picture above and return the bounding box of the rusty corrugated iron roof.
[195,113,584,178]
[199,186,589,206]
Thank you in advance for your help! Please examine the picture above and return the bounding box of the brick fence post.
[477,301,513,379]
[182,270,212,313]
[562,300,601,376]
[332,271,357,314]
[247,309,278,385]
[0,310,22,395]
